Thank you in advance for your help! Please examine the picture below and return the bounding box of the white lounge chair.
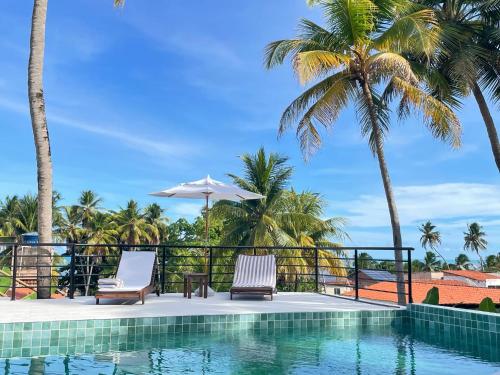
[230,254,276,300]
[95,251,159,305]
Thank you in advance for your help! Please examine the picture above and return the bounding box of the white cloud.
[0,97,201,162]
[334,183,500,228]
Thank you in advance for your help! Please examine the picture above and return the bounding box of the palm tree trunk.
[29,0,52,299]
[472,82,500,172]
[361,79,406,305]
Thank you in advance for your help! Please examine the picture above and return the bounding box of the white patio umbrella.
[150,175,265,243]
[150,175,265,296]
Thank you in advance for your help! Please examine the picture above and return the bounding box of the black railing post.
[11,244,18,301]
[354,249,359,300]
[161,246,166,294]
[314,247,319,292]
[407,249,413,303]
[69,244,76,299]
[253,247,256,256]
[208,247,213,287]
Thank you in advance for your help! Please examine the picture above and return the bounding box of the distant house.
[442,270,500,288]
[320,272,353,296]
[358,269,396,287]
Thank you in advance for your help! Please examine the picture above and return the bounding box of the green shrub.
[478,297,496,313]
[423,287,439,305]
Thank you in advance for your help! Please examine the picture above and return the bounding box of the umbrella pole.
[204,195,209,274]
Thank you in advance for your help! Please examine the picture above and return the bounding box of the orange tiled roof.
[443,270,500,281]
[344,281,500,305]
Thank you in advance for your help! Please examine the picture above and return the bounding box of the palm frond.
[323,0,377,45]
[294,50,350,84]
[368,52,418,83]
[390,77,462,147]
[375,7,439,57]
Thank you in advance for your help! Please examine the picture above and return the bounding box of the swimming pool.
[1,326,498,374]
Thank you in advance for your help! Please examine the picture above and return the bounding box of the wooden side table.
[183,273,209,299]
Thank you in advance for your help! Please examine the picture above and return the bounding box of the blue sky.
[0,1,499,260]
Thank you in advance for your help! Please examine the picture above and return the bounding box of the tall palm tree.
[213,148,293,246]
[418,221,448,268]
[83,212,118,296]
[417,0,500,172]
[265,0,460,304]
[422,251,441,271]
[454,253,472,270]
[28,0,52,299]
[463,222,488,270]
[276,190,349,279]
[114,200,155,245]
[78,190,103,229]
[27,0,126,299]
[57,206,83,243]
[144,203,169,244]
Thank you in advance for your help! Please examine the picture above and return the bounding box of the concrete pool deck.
[0,292,401,323]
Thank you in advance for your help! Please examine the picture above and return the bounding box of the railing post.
[69,244,76,299]
[314,247,319,292]
[354,249,359,300]
[161,247,166,294]
[407,249,413,304]
[11,244,18,301]
[208,247,213,287]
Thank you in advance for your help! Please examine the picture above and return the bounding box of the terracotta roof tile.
[344,281,500,305]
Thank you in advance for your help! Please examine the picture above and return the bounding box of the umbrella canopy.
[150,175,265,202]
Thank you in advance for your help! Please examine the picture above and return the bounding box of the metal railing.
[0,243,414,304]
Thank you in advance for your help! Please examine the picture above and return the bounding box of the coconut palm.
[57,206,83,243]
[113,200,155,245]
[463,222,488,270]
[28,0,52,299]
[276,190,349,279]
[419,221,448,268]
[454,253,472,270]
[82,212,118,295]
[78,190,103,229]
[265,0,460,304]
[423,251,441,271]
[144,203,169,244]
[416,0,500,172]
[0,196,20,237]
[213,148,293,246]
[14,194,39,234]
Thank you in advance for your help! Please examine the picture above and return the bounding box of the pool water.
[1,326,498,374]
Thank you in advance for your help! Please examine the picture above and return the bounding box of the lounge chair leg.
[141,292,145,304]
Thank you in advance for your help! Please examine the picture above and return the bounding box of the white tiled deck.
[0,293,401,323]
